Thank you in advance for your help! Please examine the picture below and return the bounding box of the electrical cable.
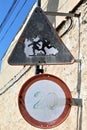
[0,0,20,33]
[60,17,73,38]
[0,66,32,95]
[0,0,27,42]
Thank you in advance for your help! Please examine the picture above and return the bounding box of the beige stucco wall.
[41,0,81,27]
[0,0,87,130]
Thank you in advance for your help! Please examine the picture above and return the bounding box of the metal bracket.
[72,98,82,106]
[44,11,80,17]
[35,65,44,74]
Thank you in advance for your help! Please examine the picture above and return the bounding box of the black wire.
[60,17,73,38]
[0,0,20,33]
[0,66,32,95]
[0,0,27,42]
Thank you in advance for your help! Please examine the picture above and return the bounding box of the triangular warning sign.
[8,7,75,65]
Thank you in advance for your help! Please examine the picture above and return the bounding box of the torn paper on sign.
[24,36,59,57]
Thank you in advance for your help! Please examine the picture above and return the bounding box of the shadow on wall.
[47,0,59,27]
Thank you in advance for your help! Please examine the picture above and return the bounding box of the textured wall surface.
[41,0,81,27]
[0,0,87,130]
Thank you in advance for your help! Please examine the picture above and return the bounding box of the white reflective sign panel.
[25,80,66,122]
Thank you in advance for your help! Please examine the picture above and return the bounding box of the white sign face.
[25,80,66,122]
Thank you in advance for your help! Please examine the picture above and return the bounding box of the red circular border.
[18,74,72,129]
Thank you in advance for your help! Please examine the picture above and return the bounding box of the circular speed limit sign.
[18,74,72,129]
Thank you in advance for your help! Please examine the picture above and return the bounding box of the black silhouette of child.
[28,38,53,55]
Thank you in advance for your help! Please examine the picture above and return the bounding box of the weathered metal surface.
[44,11,80,17]
[72,98,82,106]
[8,7,75,65]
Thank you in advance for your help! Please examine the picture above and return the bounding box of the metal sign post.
[36,0,42,74]
[37,0,41,7]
